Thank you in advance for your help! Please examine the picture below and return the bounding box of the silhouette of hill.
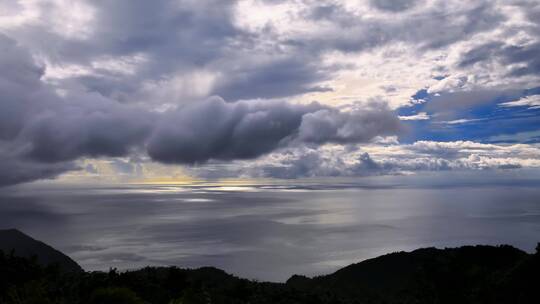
[0,229,82,273]
[289,245,532,303]
[0,232,538,303]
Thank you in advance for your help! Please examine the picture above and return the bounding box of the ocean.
[1,179,539,281]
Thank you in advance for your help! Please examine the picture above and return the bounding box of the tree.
[87,287,145,304]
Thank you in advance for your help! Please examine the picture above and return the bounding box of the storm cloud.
[147,98,401,164]
[0,33,401,186]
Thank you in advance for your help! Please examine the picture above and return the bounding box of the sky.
[1,0,540,186]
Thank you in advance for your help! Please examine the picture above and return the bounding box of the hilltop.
[0,229,83,273]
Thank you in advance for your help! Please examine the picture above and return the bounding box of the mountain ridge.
[0,228,83,273]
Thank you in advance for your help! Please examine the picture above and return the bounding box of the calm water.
[1,181,540,281]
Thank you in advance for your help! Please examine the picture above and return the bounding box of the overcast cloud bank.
[1,0,539,185]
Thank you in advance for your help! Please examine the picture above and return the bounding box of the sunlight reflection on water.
[1,181,540,281]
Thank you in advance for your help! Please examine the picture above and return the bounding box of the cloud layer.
[0,33,401,185]
[1,0,539,185]
[198,140,540,179]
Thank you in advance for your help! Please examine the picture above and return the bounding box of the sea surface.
[1,179,540,281]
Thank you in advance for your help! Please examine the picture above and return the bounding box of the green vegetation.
[0,244,538,304]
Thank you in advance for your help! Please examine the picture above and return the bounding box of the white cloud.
[0,0,95,39]
[440,118,485,124]
[399,112,430,120]
[499,95,540,109]
[175,140,540,179]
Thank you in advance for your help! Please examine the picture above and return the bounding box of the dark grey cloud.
[458,42,505,67]
[0,36,142,183]
[522,1,540,35]
[20,94,154,162]
[0,34,402,186]
[298,103,402,144]
[502,43,540,77]
[0,35,47,140]
[32,0,239,67]
[299,1,504,53]
[455,1,540,79]
[0,152,76,187]
[404,3,504,50]
[370,0,419,12]
[309,4,342,20]
[0,34,153,170]
[211,56,334,101]
[459,42,540,77]
[147,98,318,164]
[0,35,78,185]
[147,98,402,164]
